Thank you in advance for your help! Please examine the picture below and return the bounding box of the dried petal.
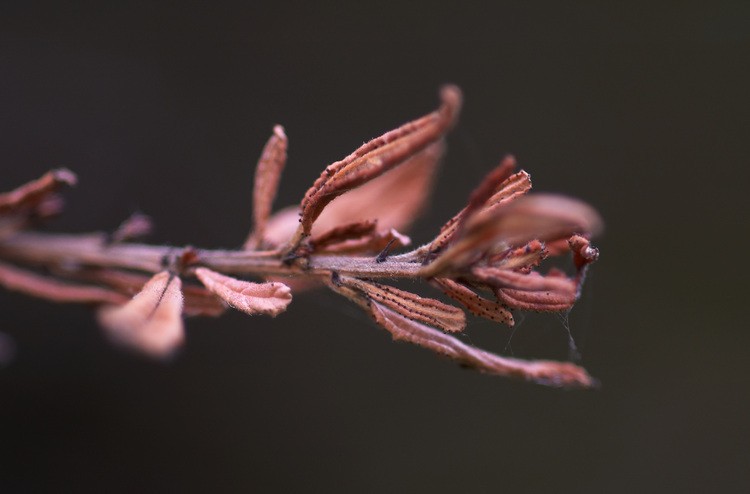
[288,86,461,251]
[195,267,291,316]
[97,271,184,358]
[0,261,127,305]
[431,277,514,326]
[341,276,465,333]
[245,125,288,250]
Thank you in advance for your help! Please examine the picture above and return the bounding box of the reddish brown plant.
[0,86,602,388]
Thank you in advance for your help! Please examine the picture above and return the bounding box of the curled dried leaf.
[431,277,514,326]
[312,140,445,236]
[309,220,378,251]
[429,167,532,254]
[369,302,595,388]
[245,125,288,250]
[97,271,184,358]
[423,193,602,277]
[195,267,292,316]
[316,228,410,256]
[481,269,578,312]
[341,275,465,333]
[289,86,461,251]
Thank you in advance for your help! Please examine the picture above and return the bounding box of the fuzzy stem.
[0,231,426,279]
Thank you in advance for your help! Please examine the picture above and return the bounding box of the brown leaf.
[423,193,602,277]
[477,269,578,312]
[341,276,465,333]
[195,267,292,316]
[429,167,532,254]
[431,277,514,326]
[97,271,185,358]
[314,228,411,256]
[289,86,461,250]
[369,302,595,388]
[309,220,378,251]
[0,169,77,216]
[0,261,127,305]
[245,125,288,250]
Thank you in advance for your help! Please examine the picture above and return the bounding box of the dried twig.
[0,86,602,388]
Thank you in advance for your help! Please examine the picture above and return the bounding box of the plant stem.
[0,231,426,279]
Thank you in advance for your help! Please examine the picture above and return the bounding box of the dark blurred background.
[1,2,748,493]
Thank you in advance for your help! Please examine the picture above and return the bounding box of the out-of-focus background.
[1,2,748,493]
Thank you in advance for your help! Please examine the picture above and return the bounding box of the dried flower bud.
[97,271,184,358]
[195,267,292,316]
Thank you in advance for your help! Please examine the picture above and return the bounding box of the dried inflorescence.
[0,86,602,388]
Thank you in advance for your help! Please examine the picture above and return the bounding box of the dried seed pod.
[195,267,292,317]
[97,271,185,358]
